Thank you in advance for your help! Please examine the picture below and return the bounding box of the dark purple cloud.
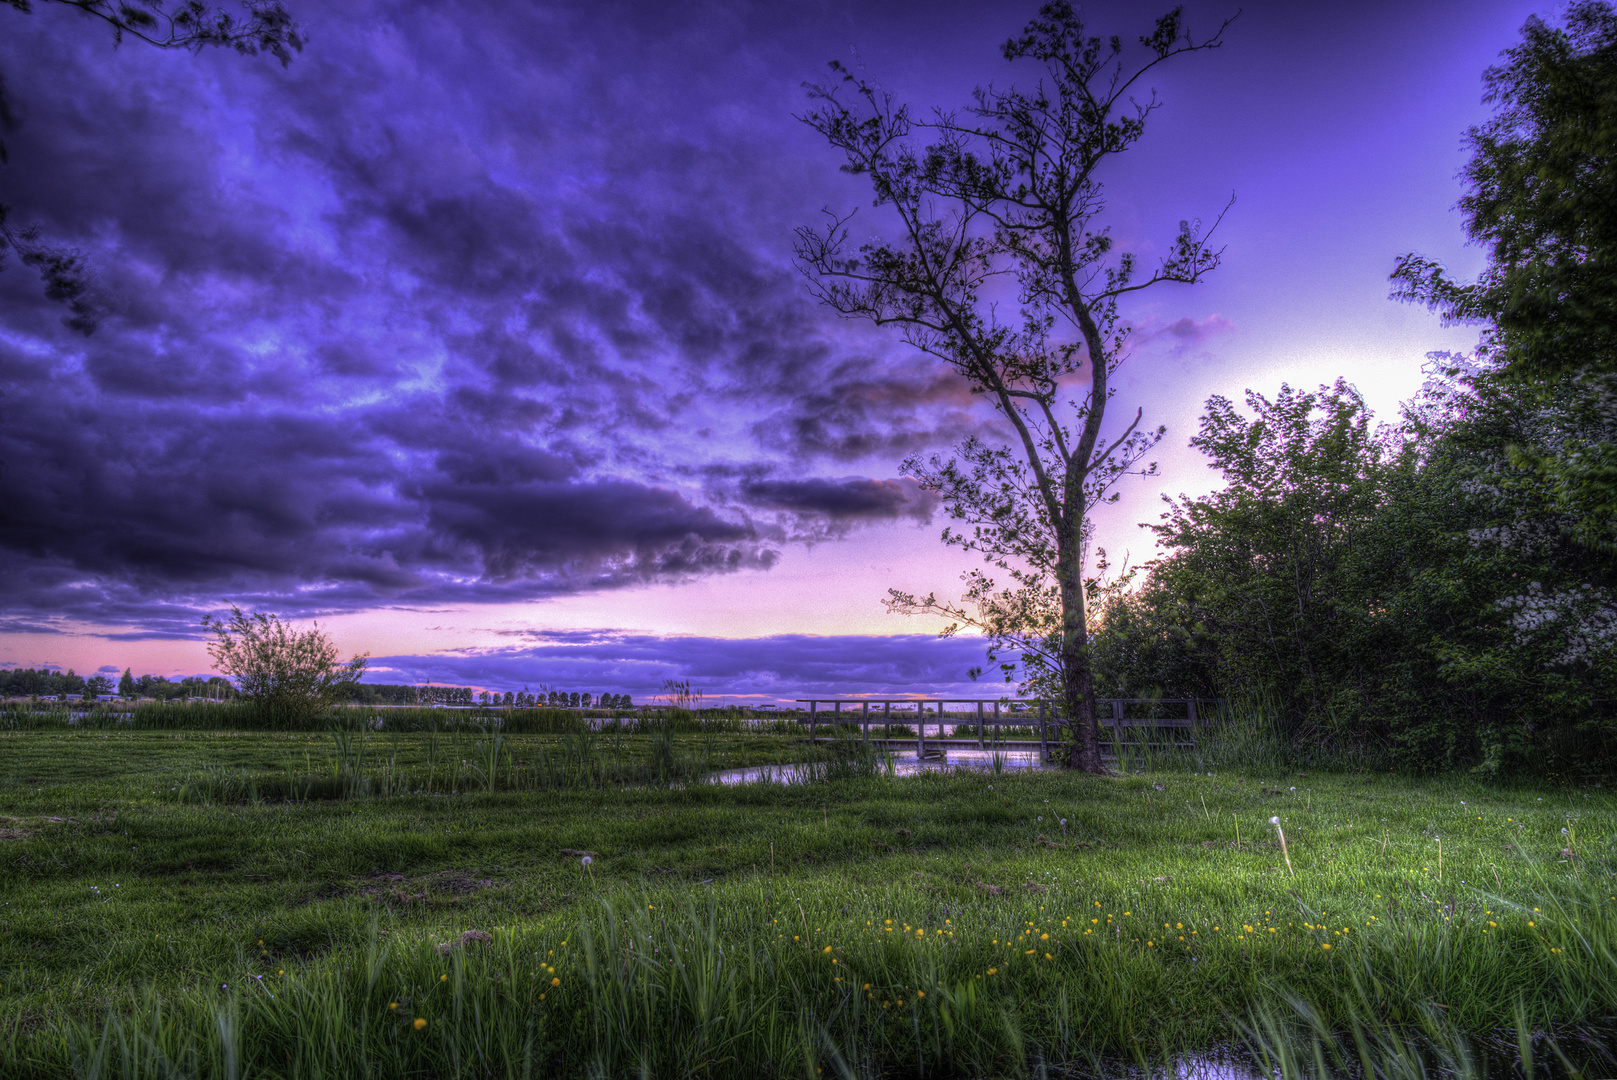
[0,0,990,629]
[366,631,999,702]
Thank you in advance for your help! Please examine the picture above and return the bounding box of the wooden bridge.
[792,698,1218,760]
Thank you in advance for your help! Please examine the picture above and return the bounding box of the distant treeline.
[0,668,232,701]
[356,685,635,709]
[0,700,777,734]
[1,670,636,710]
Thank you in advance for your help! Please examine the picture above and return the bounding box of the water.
[709,746,1050,785]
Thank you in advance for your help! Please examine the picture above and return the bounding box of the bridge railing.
[791,697,1222,757]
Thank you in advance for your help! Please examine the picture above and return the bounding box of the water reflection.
[1150,1054,1266,1080]
[710,746,1050,785]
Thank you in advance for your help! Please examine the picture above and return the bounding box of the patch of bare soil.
[353,869,503,908]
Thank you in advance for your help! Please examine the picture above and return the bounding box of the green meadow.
[1,726,1614,1078]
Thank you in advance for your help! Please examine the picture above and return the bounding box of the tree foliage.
[1392,1,1617,560]
[202,607,366,727]
[1392,1,1616,383]
[797,1,1233,771]
[1089,3,1617,779]
[1096,366,1617,776]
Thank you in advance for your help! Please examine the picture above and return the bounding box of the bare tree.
[795,2,1233,772]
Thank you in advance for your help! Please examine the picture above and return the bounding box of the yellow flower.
[413,1018,427,1030]
[823,946,832,953]
[987,968,997,976]
[389,1002,398,1010]
[1321,944,1331,951]
[551,977,561,986]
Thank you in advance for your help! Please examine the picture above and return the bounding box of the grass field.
[1,729,1613,1078]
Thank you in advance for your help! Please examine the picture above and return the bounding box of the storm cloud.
[0,0,990,630]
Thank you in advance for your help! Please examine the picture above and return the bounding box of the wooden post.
[1039,701,1048,758]
[884,700,891,741]
[976,701,985,748]
[809,700,817,742]
[862,700,870,742]
[918,702,926,755]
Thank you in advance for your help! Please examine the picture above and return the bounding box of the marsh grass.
[7,881,1614,1079]
[0,701,808,737]
[1,731,1614,1077]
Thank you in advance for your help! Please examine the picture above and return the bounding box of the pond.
[709,745,1051,785]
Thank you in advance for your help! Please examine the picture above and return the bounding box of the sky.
[0,0,1543,701]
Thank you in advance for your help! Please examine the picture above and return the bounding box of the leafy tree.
[1393,2,1617,558]
[117,667,133,696]
[1372,1,1617,772]
[1,0,305,332]
[1383,361,1616,775]
[1393,1,1616,383]
[201,606,367,727]
[797,1,1234,771]
[1145,381,1403,721]
[82,673,114,698]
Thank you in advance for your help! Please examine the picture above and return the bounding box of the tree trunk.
[1062,635,1107,772]
[1058,545,1108,773]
